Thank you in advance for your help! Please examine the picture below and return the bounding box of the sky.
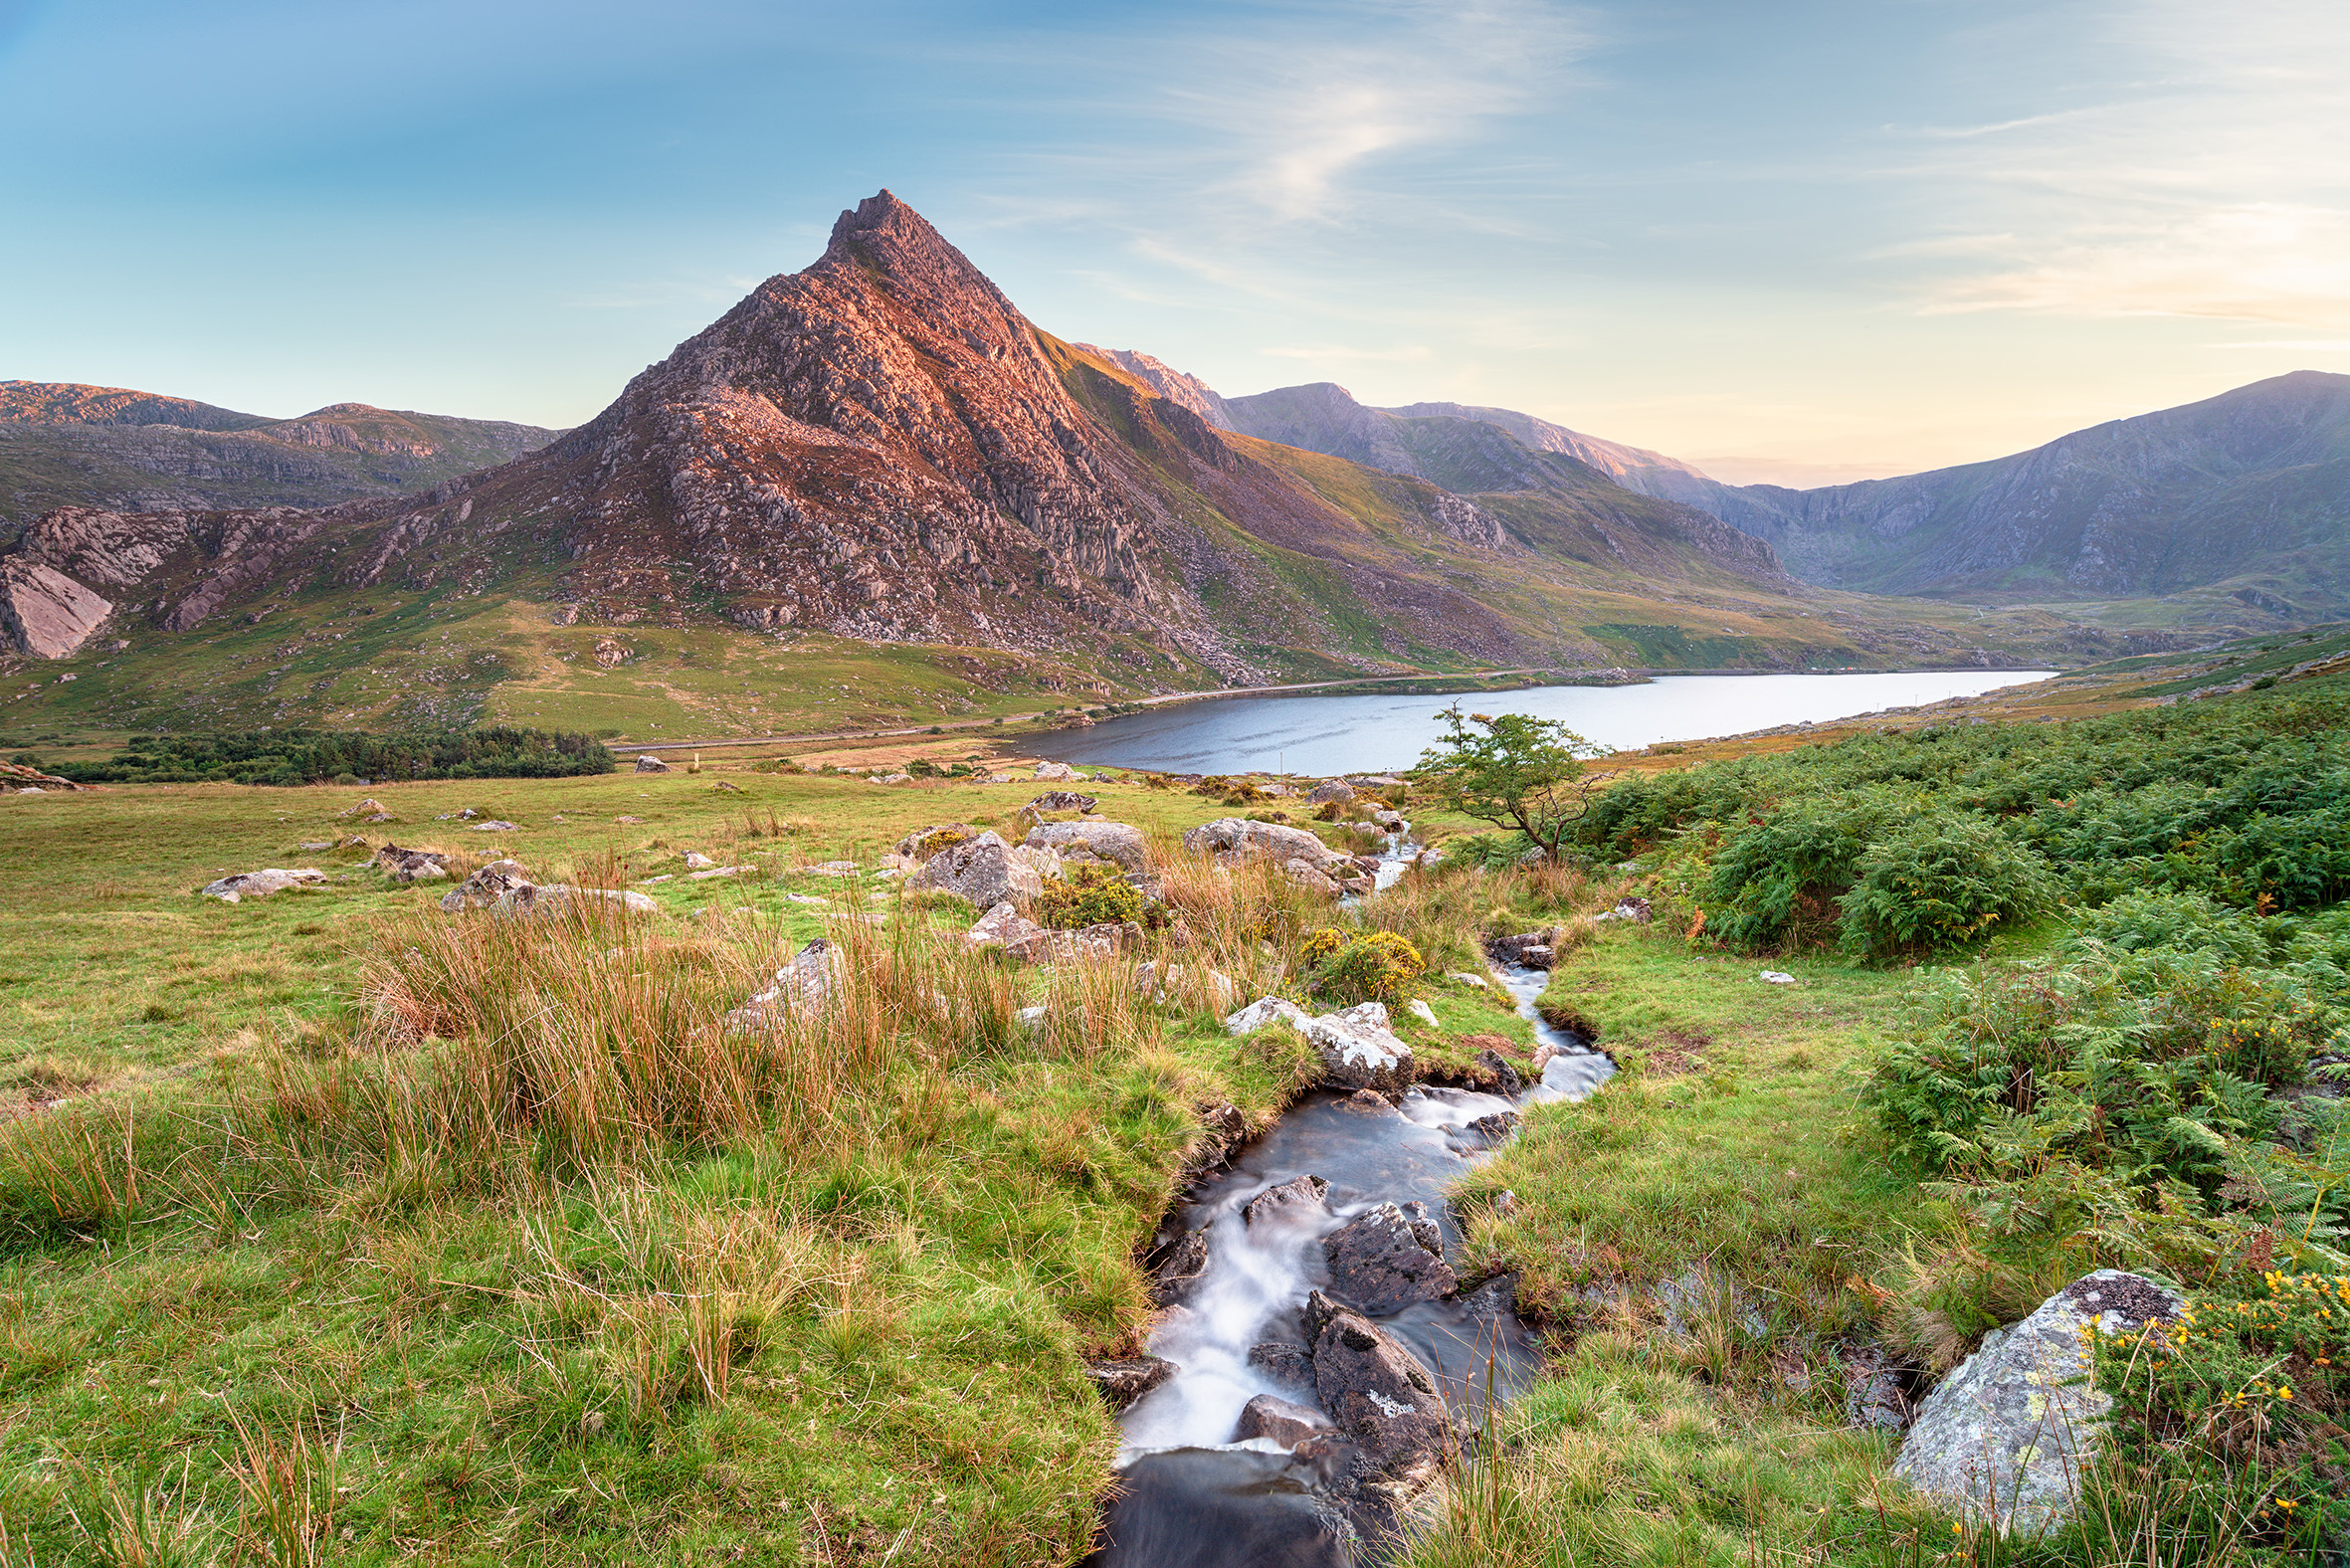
[3,0,2346,486]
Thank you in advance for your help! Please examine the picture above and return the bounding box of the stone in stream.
[1150,1226,1214,1306]
[1486,929,1559,967]
[1087,1356,1177,1413]
[1299,1289,1457,1476]
[1234,1393,1334,1448]
[1302,1002,1414,1095]
[1465,1110,1521,1143]
[199,868,326,902]
[1471,1048,1523,1094]
[1321,1201,1458,1315]
[1242,1173,1330,1227]
[1246,1341,1314,1390]
[1893,1270,2183,1533]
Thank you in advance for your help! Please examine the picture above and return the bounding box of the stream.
[1091,837,1616,1566]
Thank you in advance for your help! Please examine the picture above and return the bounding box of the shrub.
[1035,864,1143,930]
[1309,931,1428,1005]
[1297,927,1348,966]
[1835,815,2059,961]
[1704,796,1893,952]
[1312,801,1342,822]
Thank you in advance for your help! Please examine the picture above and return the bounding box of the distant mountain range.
[8,192,2082,723]
[0,382,561,546]
[1106,362,2350,624]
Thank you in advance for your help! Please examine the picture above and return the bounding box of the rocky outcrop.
[1024,820,1147,872]
[1322,1202,1457,1315]
[895,822,979,860]
[0,558,111,658]
[1181,817,1336,868]
[905,831,1043,909]
[1893,1270,2184,1533]
[199,868,325,902]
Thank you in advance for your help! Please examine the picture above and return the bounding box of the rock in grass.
[633,754,671,773]
[440,860,535,910]
[1182,817,1337,869]
[893,822,979,861]
[1235,1393,1333,1448]
[1023,819,1146,871]
[1306,780,1356,805]
[1892,1270,2184,1533]
[905,830,1042,909]
[1322,1202,1456,1315]
[369,845,450,882]
[439,860,657,917]
[1132,962,1237,1011]
[966,900,1047,951]
[199,868,325,902]
[1087,1357,1177,1413]
[1033,761,1080,782]
[1024,790,1098,815]
[1225,996,1313,1036]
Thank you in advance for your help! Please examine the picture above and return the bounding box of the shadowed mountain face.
[6,192,1870,683]
[0,381,562,546]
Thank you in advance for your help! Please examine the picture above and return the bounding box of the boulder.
[199,868,325,903]
[1303,1003,1415,1094]
[1004,919,1143,965]
[1593,896,1654,924]
[1306,780,1356,806]
[1023,820,1148,872]
[683,852,715,869]
[1225,996,1314,1036]
[730,939,839,1024]
[633,754,671,773]
[1133,962,1238,1011]
[1406,999,1439,1028]
[1243,1173,1330,1227]
[1025,790,1098,814]
[1151,1227,1214,1305]
[1181,817,1336,868]
[1471,1048,1522,1093]
[892,822,979,861]
[1281,858,1342,897]
[1892,1270,2184,1533]
[338,798,390,819]
[1247,1341,1314,1390]
[1322,1201,1457,1315]
[1301,1290,1456,1475]
[965,900,1047,951]
[1465,1109,1520,1142]
[1087,1357,1177,1413]
[1234,1393,1333,1448]
[440,860,535,910]
[1487,929,1559,967]
[1033,761,1079,782]
[904,830,1041,909]
[369,845,449,883]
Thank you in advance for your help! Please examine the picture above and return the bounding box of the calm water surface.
[1030,670,2055,776]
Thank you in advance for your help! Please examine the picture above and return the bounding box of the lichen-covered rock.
[633,754,671,773]
[964,899,1046,951]
[369,844,449,882]
[1025,790,1098,814]
[1133,962,1237,1011]
[1322,1201,1457,1315]
[200,868,325,902]
[1004,918,1141,965]
[1893,1270,2184,1533]
[893,822,979,861]
[1181,817,1335,868]
[1224,996,1313,1036]
[1303,1003,1415,1094]
[1023,820,1146,871]
[1281,858,1341,897]
[1301,1289,1456,1475]
[439,859,535,910]
[1033,761,1079,782]
[729,939,838,1025]
[1306,780,1356,806]
[904,830,1040,909]
[439,860,656,917]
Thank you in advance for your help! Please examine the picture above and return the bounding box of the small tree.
[1416,703,1607,863]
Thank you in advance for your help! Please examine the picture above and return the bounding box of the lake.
[1026,670,2057,776]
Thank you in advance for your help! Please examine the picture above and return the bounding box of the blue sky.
[3,0,2345,484]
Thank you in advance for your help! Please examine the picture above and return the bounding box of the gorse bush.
[1035,864,1143,929]
[1306,930,1428,1005]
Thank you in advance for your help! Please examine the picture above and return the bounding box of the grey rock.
[1181,817,1336,868]
[905,830,1041,909]
[730,939,838,1024]
[965,899,1046,951]
[1465,1110,1520,1142]
[1033,761,1079,782]
[1025,790,1098,814]
[1235,1393,1334,1448]
[1844,1346,1910,1432]
[439,859,534,911]
[1023,819,1147,872]
[1302,1289,1456,1476]
[369,844,449,882]
[1472,1049,1523,1093]
[633,754,671,773]
[1133,961,1238,1011]
[1243,1173,1331,1227]
[1306,780,1356,805]
[1304,1003,1415,1094]
[1322,1201,1458,1314]
[1087,1356,1177,1413]
[199,867,325,902]
[1225,996,1314,1036]
[1487,929,1559,967]
[892,822,980,861]
[1281,857,1342,896]
[1893,1270,2184,1533]
[1247,1341,1314,1389]
[1004,918,1143,965]
[1151,1227,1213,1305]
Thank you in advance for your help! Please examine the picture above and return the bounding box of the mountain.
[1685,372,2350,614]
[0,382,562,546]
[0,193,2119,732]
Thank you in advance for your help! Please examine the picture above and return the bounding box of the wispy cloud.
[1893,0,2350,329]
[2210,338,2350,351]
[1261,342,1432,361]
